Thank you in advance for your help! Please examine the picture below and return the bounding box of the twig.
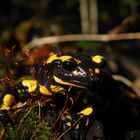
[29,119,46,140]
[19,108,32,124]
[55,115,84,140]
[109,15,139,34]
[120,55,140,78]
[0,128,5,140]
[23,32,140,50]
[52,87,72,128]
[112,74,140,98]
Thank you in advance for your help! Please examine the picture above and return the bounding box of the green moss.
[0,108,53,140]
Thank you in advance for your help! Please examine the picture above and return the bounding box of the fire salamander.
[0,52,106,136]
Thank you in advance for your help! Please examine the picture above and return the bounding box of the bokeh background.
[0,1,140,139]
[0,0,140,80]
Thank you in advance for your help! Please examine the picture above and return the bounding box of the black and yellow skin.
[0,52,105,114]
[36,53,105,93]
[0,52,106,138]
[1,52,139,139]
[2,53,105,102]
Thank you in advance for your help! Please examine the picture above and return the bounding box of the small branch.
[109,15,139,34]
[119,54,140,79]
[112,74,140,98]
[23,32,140,50]
[0,128,5,140]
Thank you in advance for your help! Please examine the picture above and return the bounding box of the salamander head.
[36,52,106,94]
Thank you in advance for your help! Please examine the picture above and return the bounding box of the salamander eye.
[62,60,77,71]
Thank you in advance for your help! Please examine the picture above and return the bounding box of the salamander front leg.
[61,107,94,139]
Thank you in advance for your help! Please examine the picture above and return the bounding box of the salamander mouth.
[69,80,93,87]
[53,75,93,88]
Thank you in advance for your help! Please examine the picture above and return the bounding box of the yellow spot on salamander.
[72,70,78,75]
[92,55,104,64]
[3,94,15,108]
[50,85,65,93]
[74,58,81,64]
[44,54,58,64]
[44,54,72,64]
[18,89,21,93]
[53,75,87,89]
[75,124,79,129]
[95,68,100,74]
[66,122,72,127]
[78,107,93,116]
[65,115,72,120]
[22,80,37,93]
[39,85,52,95]
[59,56,73,62]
